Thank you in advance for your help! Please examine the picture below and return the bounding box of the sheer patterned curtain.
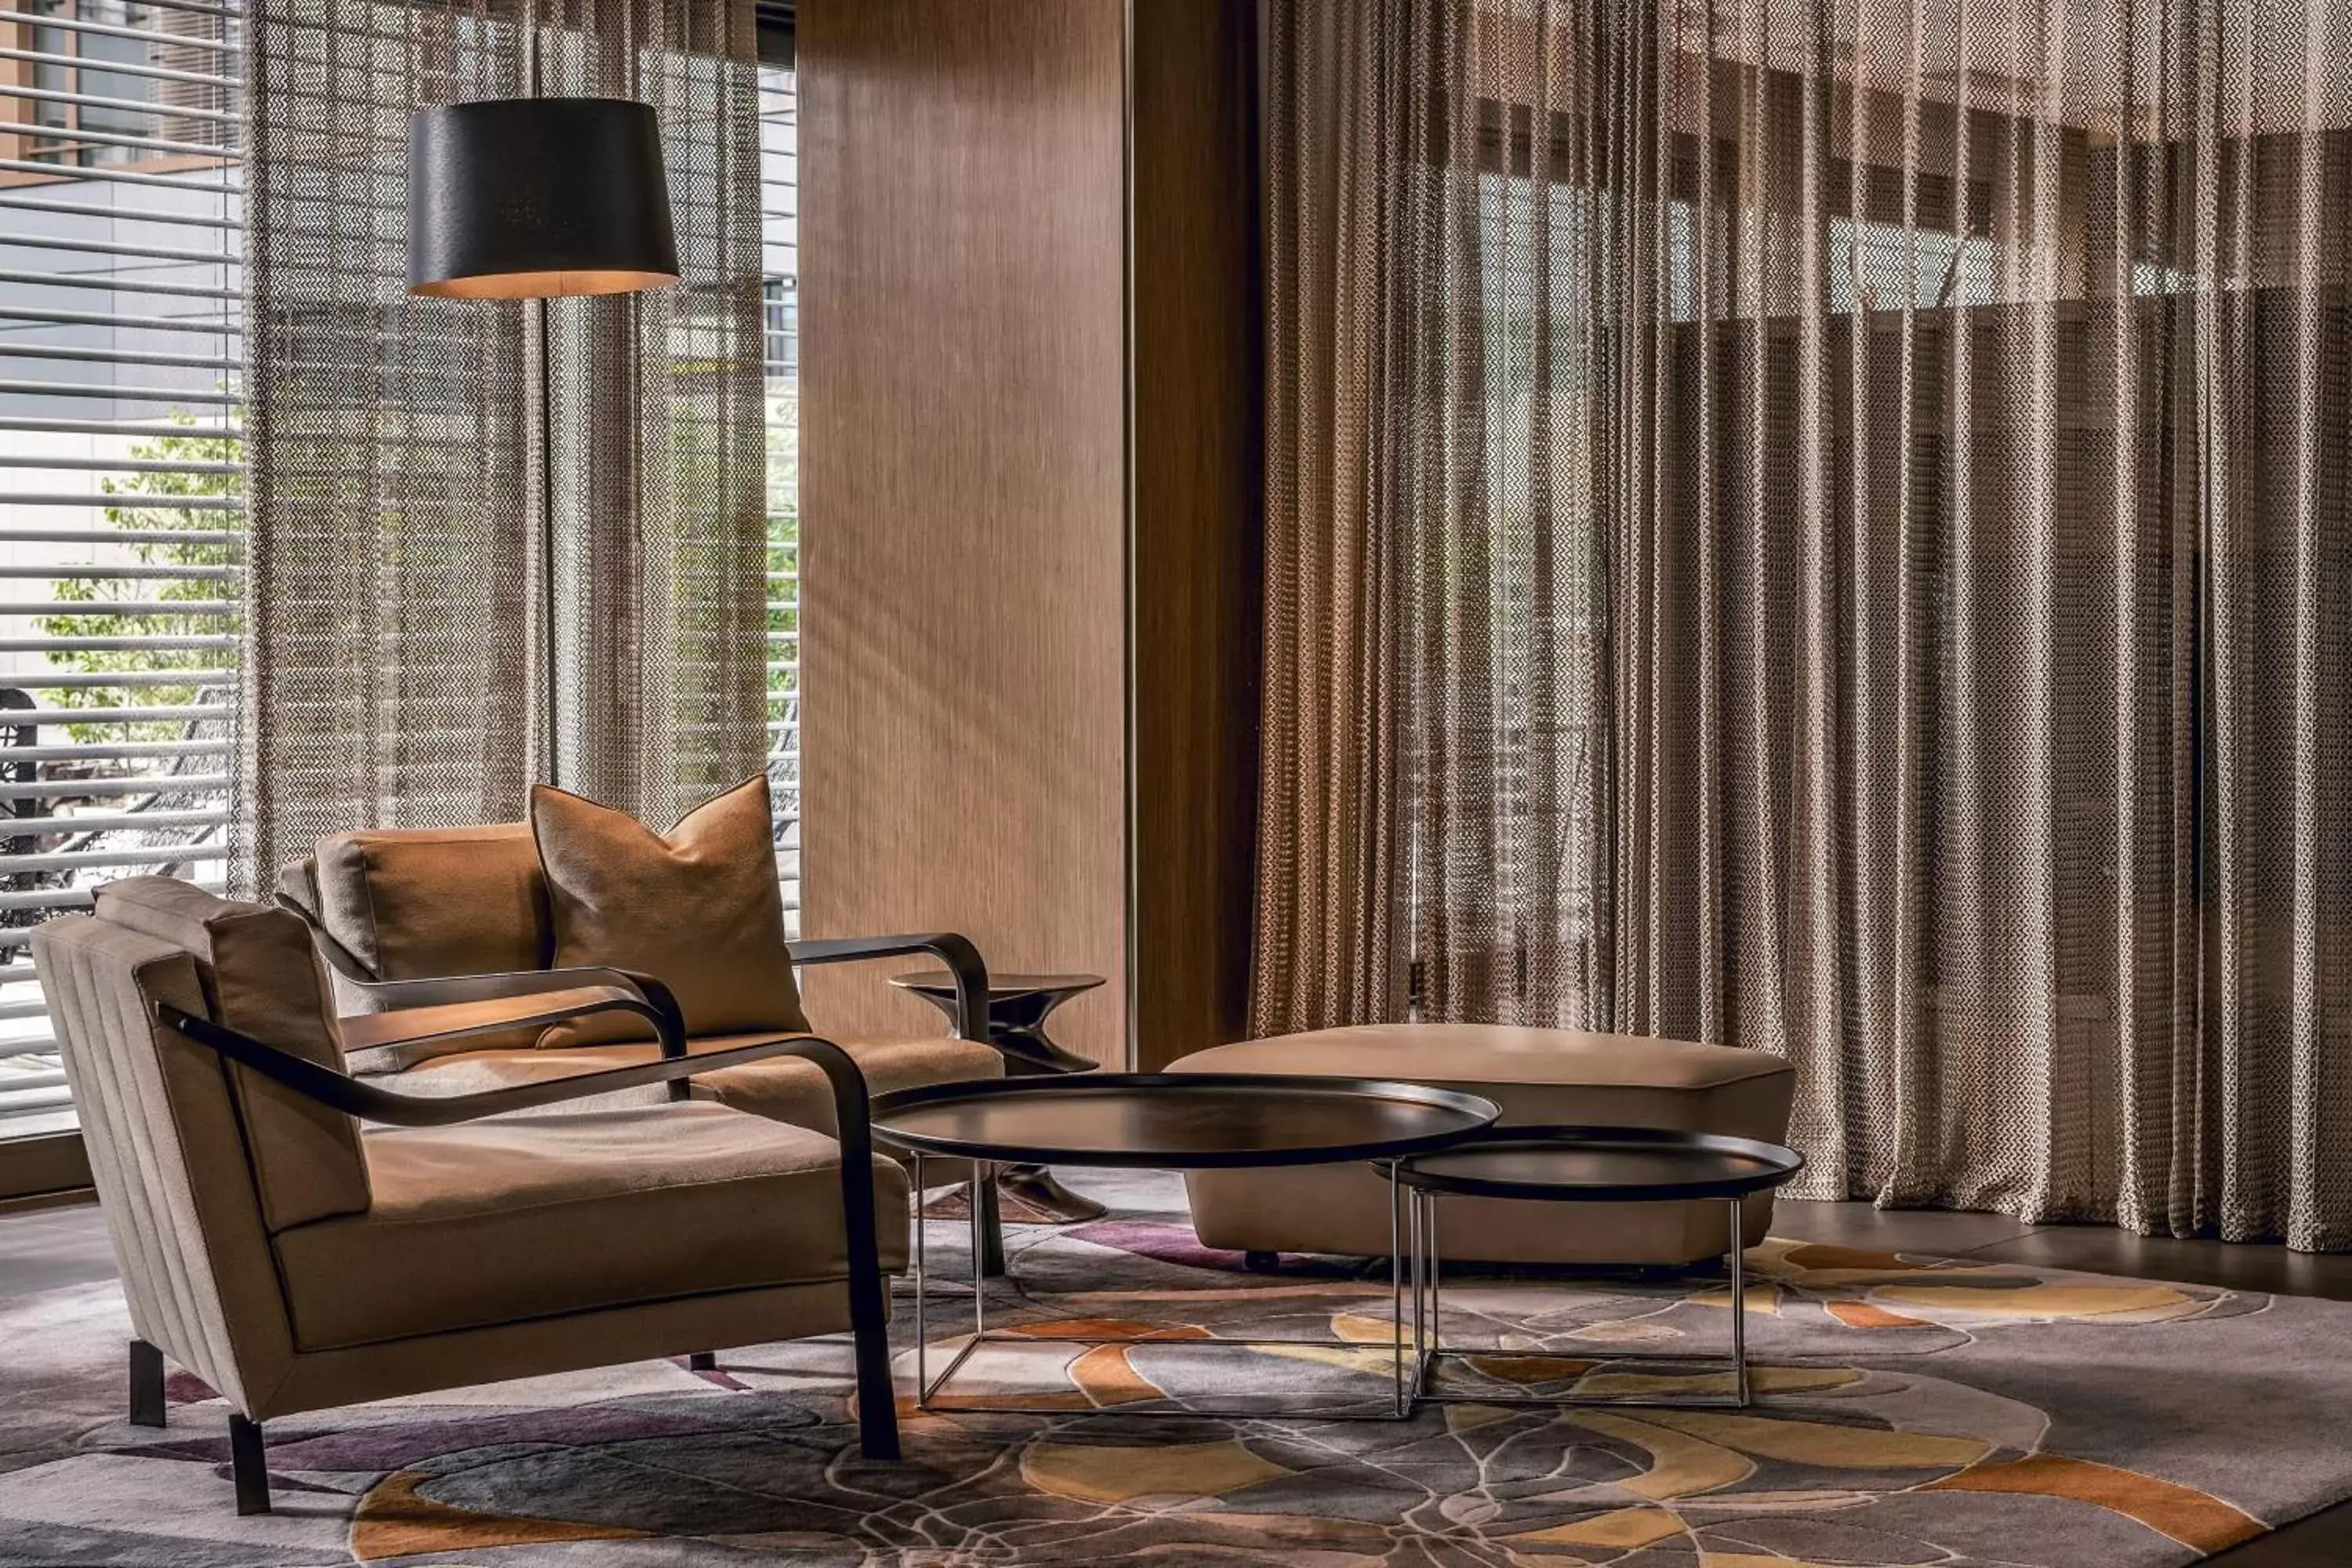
[535,0,771,827]
[1259,0,2352,1248]
[240,0,768,880]
[1252,1,1414,1036]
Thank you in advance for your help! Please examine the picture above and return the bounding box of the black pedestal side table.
[891,970,1109,1223]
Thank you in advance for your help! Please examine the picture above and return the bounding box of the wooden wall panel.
[798,0,1128,1062]
[1127,0,1262,1069]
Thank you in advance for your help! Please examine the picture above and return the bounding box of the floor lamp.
[406,96,679,781]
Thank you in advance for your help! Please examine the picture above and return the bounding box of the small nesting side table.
[1399,1125,1806,1409]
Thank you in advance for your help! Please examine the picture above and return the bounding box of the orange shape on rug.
[1827,1300,1931,1329]
[1781,1243,1918,1272]
[1070,1343,1170,1404]
[1023,1437,1293,1503]
[354,1470,647,1560]
[1922,1454,2263,1553]
[1007,1317,1214,1342]
[1465,1354,1599,1385]
[1874,1283,2201,1322]
[1512,1504,1686,1548]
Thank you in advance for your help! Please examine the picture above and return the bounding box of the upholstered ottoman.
[1177,1024,1796,1266]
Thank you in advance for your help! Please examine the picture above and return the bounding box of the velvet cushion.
[274,1103,908,1348]
[310,822,550,981]
[303,822,554,1066]
[529,777,811,1046]
[92,879,372,1233]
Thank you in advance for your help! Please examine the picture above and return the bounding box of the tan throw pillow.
[530,776,811,1047]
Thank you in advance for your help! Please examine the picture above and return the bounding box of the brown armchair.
[269,821,1011,1268]
[33,878,905,1517]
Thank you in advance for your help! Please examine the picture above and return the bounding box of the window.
[0,14,797,1156]
[0,0,242,1147]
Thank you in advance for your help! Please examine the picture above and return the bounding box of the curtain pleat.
[1251,0,1411,1036]
[1259,0,2352,1248]
[536,0,771,827]
[241,0,766,881]
[241,0,539,875]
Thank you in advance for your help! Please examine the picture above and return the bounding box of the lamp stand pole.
[524,9,562,787]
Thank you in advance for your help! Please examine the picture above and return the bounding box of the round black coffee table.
[890,969,1107,1224]
[1398,1125,1806,1410]
[873,1073,1500,1419]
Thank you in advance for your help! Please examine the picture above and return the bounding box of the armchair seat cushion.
[688,1033,1005,1134]
[383,1032,1006,1136]
[274,1103,909,1350]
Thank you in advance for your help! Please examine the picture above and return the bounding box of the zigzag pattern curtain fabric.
[1260,0,2352,1247]
[241,0,768,880]
[533,0,771,827]
[241,0,535,872]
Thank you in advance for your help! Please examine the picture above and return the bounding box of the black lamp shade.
[408,97,678,299]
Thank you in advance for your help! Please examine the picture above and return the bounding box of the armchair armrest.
[334,968,691,1058]
[158,1002,869,1134]
[332,983,661,1059]
[788,932,989,1041]
[271,888,690,1060]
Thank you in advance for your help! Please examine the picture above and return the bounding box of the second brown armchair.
[270,817,1014,1268]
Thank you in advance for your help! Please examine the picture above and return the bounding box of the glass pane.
[0,0,243,1143]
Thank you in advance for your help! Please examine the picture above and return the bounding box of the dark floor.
[3,1194,2349,1563]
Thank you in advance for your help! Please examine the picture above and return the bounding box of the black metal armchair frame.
[151,989,901,1513]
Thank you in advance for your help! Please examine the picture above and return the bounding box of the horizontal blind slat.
[0,775,230,800]
[0,845,229,873]
[0,42,240,91]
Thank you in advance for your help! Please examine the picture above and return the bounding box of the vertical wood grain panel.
[798,0,1128,1061]
[1127,0,1263,1069]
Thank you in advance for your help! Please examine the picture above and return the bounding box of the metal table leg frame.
[1410,1192,1759,1411]
[909,1156,1415,1421]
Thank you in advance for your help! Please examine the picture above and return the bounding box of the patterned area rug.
[3,1171,2350,1566]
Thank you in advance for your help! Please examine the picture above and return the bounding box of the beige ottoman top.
[1177,1022,1788,1091]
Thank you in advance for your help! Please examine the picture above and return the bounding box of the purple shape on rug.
[165,1370,217,1405]
[129,1405,742,1473]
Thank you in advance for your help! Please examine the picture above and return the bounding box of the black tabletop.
[870,1073,1500,1169]
[890,971,1105,999]
[1397,1125,1806,1203]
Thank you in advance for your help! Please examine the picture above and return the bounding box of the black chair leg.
[786,1034,901,1461]
[975,1177,1007,1278]
[128,1340,165,1428]
[848,1251,900,1461]
[229,1414,270,1515]
[686,1352,717,1371]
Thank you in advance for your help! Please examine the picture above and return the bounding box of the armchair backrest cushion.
[530,777,811,1045]
[311,822,551,982]
[304,823,553,1067]
[91,878,371,1232]
[32,912,299,1413]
